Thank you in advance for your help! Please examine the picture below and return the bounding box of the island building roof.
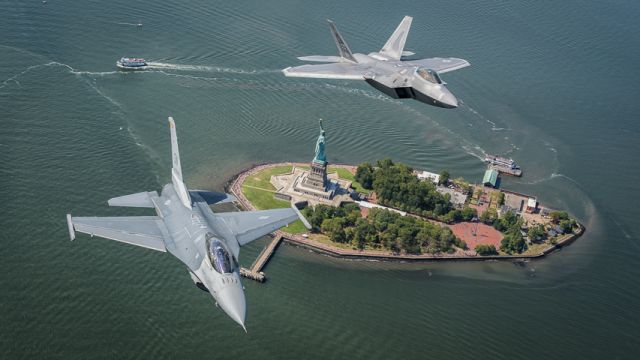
[416,170,440,184]
[483,169,499,188]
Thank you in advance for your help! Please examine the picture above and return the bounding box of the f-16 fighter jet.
[66,117,310,331]
[283,16,470,108]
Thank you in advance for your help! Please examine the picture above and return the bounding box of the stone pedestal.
[303,160,328,191]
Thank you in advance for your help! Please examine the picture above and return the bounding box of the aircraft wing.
[404,58,470,73]
[67,215,167,252]
[214,207,310,246]
[190,190,236,205]
[282,63,370,80]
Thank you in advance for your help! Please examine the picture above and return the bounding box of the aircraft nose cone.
[217,285,246,330]
[440,90,458,108]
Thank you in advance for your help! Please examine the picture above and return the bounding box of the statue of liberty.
[313,119,327,164]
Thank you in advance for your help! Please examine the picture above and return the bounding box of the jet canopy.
[416,68,443,84]
[206,234,235,274]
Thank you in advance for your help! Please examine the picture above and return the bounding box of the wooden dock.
[240,234,283,283]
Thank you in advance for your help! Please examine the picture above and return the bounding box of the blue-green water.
[1,0,639,358]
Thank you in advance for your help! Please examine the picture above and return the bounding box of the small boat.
[485,154,522,176]
[484,154,520,170]
[116,57,148,70]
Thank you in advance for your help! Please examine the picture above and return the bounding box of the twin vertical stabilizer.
[328,16,413,62]
[380,16,413,60]
[169,117,191,209]
[328,20,357,63]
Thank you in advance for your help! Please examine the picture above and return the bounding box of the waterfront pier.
[240,234,284,282]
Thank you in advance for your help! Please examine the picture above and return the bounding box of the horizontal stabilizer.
[190,191,236,205]
[401,51,415,57]
[108,191,158,208]
[297,55,348,63]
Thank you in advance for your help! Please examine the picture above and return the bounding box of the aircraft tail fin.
[168,117,191,209]
[380,16,413,60]
[327,20,357,63]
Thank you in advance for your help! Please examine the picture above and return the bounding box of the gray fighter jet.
[283,16,470,108]
[66,117,310,331]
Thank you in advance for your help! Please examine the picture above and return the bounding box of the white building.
[415,170,440,184]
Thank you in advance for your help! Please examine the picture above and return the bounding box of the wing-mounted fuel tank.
[189,270,209,293]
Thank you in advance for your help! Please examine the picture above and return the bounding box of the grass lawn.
[328,166,370,194]
[328,166,354,180]
[488,190,500,209]
[241,165,308,234]
[309,233,353,250]
[243,165,293,189]
[282,220,308,235]
[522,242,550,255]
[241,185,288,210]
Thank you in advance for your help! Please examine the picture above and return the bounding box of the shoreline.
[225,162,585,263]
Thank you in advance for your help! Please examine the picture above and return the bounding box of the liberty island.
[227,121,584,282]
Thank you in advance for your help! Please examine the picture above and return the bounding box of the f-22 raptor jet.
[66,117,310,330]
[283,16,470,108]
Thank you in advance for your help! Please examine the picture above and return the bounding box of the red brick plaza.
[449,222,503,249]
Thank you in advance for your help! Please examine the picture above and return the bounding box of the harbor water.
[1,0,639,358]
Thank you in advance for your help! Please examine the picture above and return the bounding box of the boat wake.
[0,61,118,91]
[115,22,142,27]
[146,62,278,75]
[460,100,509,132]
[0,60,166,184]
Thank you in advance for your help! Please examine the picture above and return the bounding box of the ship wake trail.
[460,101,509,131]
[146,62,278,75]
[115,22,141,27]
[1,60,163,185]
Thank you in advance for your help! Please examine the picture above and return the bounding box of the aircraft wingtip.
[66,214,76,241]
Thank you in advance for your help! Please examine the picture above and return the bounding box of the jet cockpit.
[416,67,443,84]
[206,234,235,274]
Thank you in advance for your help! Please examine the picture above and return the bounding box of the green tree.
[354,162,375,190]
[550,211,569,224]
[439,170,450,185]
[321,218,347,243]
[475,244,498,255]
[352,218,376,249]
[559,219,576,233]
[500,230,527,254]
[460,206,477,221]
[527,224,545,241]
[310,203,465,255]
[479,208,498,225]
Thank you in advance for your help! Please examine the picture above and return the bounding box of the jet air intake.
[364,78,458,108]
